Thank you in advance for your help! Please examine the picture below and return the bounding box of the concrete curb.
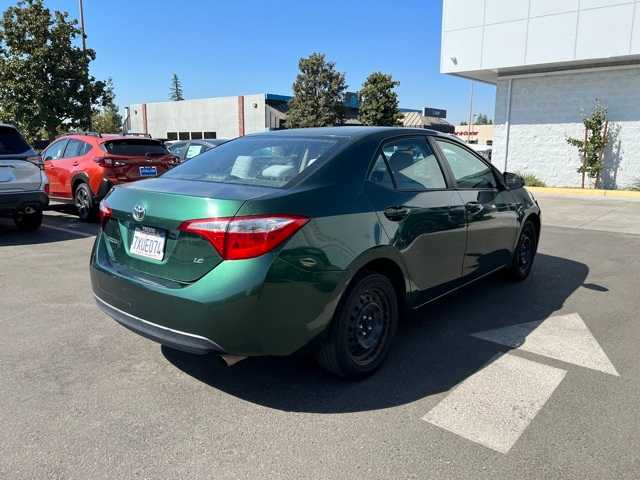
[527,186,640,200]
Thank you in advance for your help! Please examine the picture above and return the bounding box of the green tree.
[566,100,610,188]
[91,79,122,134]
[0,0,110,141]
[169,73,184,101]
[358,72,401,126]
[475,113,493,125]
[287,53,347,128]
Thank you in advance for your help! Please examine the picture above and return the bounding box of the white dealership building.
[441,0,640,188]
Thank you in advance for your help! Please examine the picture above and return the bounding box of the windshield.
[103,139,168,156]
[0,126,31,155]
[163,136,343,188]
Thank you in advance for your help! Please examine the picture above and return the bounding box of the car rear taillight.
[98,201,112,227]
[179,215,309,260]
[95,157,126,167]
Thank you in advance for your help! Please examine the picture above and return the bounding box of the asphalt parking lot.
[1,196,639,479]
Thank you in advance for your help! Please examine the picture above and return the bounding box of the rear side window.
[64,139,89,157]
[381,137,447,191]
[103,140,168,156]
[0,126,31,155]
[434,140,496,189]
[164,136,343,188]
[369,154,394,189]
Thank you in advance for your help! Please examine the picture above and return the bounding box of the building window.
[486,140,493,146]
[203,131,217,139]
[190,132,203,139]
[166,132,178,140]
[178,132,189,140]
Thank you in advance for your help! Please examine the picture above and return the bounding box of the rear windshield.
[103,139,168,156]
[163,136,343,188]
[0,126,31,155]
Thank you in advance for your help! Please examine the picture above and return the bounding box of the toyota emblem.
[132,204,146,222]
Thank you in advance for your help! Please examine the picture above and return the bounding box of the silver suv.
[0,124,49,231]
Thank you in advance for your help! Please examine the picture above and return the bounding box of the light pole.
[79,0,91,129]
[467,80,474,144]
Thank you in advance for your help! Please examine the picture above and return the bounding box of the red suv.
[42,133,177,221]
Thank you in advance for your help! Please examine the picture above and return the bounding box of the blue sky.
[1,0,496,124]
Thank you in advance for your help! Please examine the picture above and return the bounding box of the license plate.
[130,227,165,261]
[139,166,157,177]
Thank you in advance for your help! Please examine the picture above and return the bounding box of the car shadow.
[0,213,97,246]
[162,253,592,413]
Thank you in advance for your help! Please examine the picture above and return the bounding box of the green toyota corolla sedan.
[91,127,540,379]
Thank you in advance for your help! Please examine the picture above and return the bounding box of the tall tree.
[287,53,347,128]
[475,113,493,125]
[169,73,184,101]
[0,0,110,141]
[91,78,122,134]
[358,72,401,126]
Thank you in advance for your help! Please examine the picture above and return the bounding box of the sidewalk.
[528,186,640,202]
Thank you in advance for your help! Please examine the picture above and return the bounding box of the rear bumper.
[0,190,48,215]
[90,235,346,356]
[94,294,223,355]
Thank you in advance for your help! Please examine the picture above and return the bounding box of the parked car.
[0,124,49,231]
[42,133,178,221]
[167,139,227,162]
[91,127,540,379]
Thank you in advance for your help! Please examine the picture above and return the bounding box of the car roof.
[57,133,160,144]
[255,126,447,141]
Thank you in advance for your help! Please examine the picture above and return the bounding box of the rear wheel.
[74,183,96,222]
[13,208,43,232]
[507,220,538,281]
[316,272,399,379]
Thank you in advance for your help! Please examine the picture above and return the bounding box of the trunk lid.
[100,138,175,181]
[99,178,276,284]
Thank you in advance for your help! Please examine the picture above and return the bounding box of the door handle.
[73,161,79,166]
[465,201,484,215]
[383,206,410,222]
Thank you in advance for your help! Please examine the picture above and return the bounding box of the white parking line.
[423,353,566,454]
[42,223,95,238]
[471,313,619,376]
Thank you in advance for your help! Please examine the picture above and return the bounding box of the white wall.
[493,67,640,188]
[442,0,640,76]
[128,94,267,139]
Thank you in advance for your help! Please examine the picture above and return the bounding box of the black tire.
[507,220,538,281]
[13,208,43,232]
[316,272,399,379]
[74,183,96,222]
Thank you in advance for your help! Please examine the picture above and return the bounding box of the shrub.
[516,172,547,187]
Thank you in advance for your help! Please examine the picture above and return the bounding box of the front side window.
[434,140,496,189]
[381,137,447,191]
[43,140,67,160]
[164,136,343,188]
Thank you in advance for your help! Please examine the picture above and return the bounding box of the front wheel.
[316,272,399,379]
[14,208,43,232]
[507,220,538,281]
[74,183,96,222]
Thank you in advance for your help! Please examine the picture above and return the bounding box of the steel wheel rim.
[517,227,534,270]
[346,287,391,366]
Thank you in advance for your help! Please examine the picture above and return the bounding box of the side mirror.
[504,172,525,189]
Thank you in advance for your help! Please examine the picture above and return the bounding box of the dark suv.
[42,133,177,221]
[0,124,49,231]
